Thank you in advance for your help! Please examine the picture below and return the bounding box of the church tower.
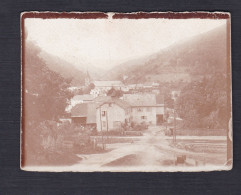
[85,70,91,87]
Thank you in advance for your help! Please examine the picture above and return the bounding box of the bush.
[132,122,148,131]
[24,120,94,166]
[91,128,98,136]
[99,130,123,136]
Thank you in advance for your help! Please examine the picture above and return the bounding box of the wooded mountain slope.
[104,24,227,84]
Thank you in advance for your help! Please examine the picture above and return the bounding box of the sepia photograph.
[21,12,232,172]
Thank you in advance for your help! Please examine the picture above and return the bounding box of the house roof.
[112,99,130,109]
[123,93,157,107]
[93,95,112,103]
[71,103,96,124]
[156,94,164,104]
[93,80,124,87]
[97,98,130,110]
[136,84,143,88]
[72,94,95,102]
[71,103,88,117]
[143,82,153,86]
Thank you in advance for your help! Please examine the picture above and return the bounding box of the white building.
[90,88,101,97]
[96,98,131,131]
[123,93,164,125]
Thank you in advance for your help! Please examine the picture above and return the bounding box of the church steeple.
[85,69,91,87]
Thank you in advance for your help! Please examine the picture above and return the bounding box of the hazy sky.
[25,18,226,70]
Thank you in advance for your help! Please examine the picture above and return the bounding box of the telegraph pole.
[99,106,104,150]
[174,103,176,144]
[173,95,177,144]
[106,106,109,143]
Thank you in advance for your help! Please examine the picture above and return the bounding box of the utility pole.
[173,95,177,144]
[174,103,176,144]
[99,106,104,150]
[106,105,109,144]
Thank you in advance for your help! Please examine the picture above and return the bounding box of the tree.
[23,40,73,165]
[107,87,123,98]
[175,74,228,129]
[24,41,72,123]
[164,93,174,109]
[83,83,95,94]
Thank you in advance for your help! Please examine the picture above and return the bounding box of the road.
[69,126,227,171]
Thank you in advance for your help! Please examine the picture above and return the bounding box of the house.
[123,93,164,125]
[135,84,144,89]
[152,89,160,94]
[152,82,160,88]
[93,80,124,91]
[59,118,72,123]
[121,86,129,92]
[127,84,136,90]
[96,98,131,132]
[90,88,101,97]
[66,94,95,112]
[67,86,82,93]
[156,94,165,125]
[71,103,96,128]
[123,93,157,125]
[72,94,95,104]
[143,82,160,90]
[143,82,153,89]
[93,95,112,104]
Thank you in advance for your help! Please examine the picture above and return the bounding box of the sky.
[25,17,226,70]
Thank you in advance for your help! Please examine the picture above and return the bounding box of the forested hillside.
[176,73,229,129]
[104,24,227,84]
[39,51,85,86]
[103,24,230,129]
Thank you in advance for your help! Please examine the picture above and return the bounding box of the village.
[45,71,227,170]
[22,18,230,171]
[65,71,168,135]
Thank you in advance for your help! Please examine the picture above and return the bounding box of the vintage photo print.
[21,12,232,172]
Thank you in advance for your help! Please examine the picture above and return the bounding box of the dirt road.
[69,126,227,171]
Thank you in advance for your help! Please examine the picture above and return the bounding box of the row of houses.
[69,93,164,132]
[89,80,160,97]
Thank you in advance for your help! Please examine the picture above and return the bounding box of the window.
[141,116,147,120]
[101,111,106,117]
[113,121,121,128]
[125,109,130,115]
[147,107,152,112]
[137,108,143,112]
[102,121,106,127]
